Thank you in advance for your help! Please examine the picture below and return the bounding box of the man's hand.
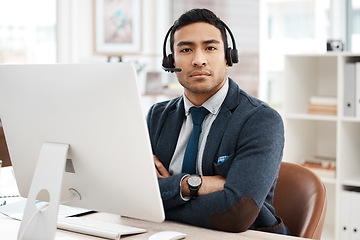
[181,175,226,198]
[154,155,171,178]
[153,155,226,197]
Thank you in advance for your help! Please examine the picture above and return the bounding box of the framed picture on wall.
[94,0,141,55]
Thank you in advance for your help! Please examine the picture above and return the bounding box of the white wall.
[57,0,172,68]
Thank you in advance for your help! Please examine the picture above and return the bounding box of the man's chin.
[187,86,213,94]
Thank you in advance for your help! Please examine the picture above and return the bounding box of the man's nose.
[192,50,207,67]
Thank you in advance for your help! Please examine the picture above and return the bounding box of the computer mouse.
[148,230,186,240]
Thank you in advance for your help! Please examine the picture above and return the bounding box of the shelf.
[321,224,335,240]
[341,117,360,123]
[284,54,360,240]
[286,52,360,58]
[285,113,337,121]
[321,177,337,185]
[341,176,360,187]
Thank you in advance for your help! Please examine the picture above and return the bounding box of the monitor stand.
[18,142,70,240]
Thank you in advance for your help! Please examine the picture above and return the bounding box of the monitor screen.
[0,63,165,223]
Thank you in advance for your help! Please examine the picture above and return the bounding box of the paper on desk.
[0,166,92,221]
[0,198,92,221]
[0,167,20,198]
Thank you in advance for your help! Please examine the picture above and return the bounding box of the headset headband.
[162,20,239,72]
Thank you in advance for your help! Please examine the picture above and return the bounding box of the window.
[0,0,56,63]
[267,1,319,40]
[260,0,330,108]
[348,0,360,51]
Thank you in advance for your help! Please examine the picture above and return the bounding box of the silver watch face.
[188,175,202,187]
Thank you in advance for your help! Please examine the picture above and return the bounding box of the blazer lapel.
[202,79,240,175]
[156,99,185,169]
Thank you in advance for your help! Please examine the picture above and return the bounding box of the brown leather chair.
[0,126,12,167]
[273,162,327,240]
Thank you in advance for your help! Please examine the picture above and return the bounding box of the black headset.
[162,21,239,73]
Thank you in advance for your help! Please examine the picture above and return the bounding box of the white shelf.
[285,113,337,121]
[283,53,360,240]
[321,177,337,185]
[341,116,360,122]
[341,176,360,187]
[321,224,335,240]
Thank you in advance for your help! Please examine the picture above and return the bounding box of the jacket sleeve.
[146,103,190,210]
[164,106,284,233]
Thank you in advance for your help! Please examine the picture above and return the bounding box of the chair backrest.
[273,162,327,240]
[0,126,12,167]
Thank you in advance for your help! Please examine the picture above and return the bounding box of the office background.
[0,1,360,239]
[1,0,359,107]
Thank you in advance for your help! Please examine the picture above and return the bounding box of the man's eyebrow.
[176,39,221,47]
[203,39,221,44]
[176,41,194,47]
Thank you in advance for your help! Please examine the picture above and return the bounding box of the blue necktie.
[182,107,209,174]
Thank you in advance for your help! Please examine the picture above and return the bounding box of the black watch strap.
[187,175,202,198]
[189,187,199,198]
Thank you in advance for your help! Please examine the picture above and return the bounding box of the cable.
[18,202,50,240]
[17,188,81,240]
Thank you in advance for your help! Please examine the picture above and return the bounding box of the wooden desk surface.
[0,211,307,240]
[0,167,308,240]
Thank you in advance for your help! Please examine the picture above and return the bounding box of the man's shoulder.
[227,79,270,110]
[227,79,281,120]
[148,96,183,117]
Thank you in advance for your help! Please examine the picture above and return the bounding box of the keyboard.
[57,217,147,239]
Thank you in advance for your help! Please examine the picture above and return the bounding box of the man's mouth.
[189,71,211,77]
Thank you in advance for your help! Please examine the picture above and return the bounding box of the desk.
[0,167,307,240]
[0,212,307,240]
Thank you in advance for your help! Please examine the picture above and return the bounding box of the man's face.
[173,22,228,103]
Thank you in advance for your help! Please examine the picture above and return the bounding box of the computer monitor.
[0,63,165,237]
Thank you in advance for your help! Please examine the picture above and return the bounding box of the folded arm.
[153,107,285,233]
[154,155,225,197]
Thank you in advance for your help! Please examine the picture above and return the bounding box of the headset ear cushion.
[226,48,233,66]
[162,54,175,69]
[168,54,175,68]
[231,49,239,64]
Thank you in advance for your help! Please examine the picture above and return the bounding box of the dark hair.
[169,8,228,54]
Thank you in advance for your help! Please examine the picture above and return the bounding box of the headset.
[162,21,239,73]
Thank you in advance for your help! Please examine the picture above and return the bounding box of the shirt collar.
[183,77,229,116]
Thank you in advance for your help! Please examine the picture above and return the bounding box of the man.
[147,8,289,235]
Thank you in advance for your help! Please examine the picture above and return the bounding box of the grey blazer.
[146,78,289,234]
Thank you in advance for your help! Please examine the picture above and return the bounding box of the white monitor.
[0,63,164,235]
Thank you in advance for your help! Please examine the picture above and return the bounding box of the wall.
[57,0,171,68]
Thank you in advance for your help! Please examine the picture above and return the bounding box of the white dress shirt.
[169,78,229,176]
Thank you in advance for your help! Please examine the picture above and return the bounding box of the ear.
[224,57,230,69]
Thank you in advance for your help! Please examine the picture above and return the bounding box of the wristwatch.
[187,174,202,198]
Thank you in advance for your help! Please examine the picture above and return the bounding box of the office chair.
[273,162,327,240]
[0,126,12,167]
